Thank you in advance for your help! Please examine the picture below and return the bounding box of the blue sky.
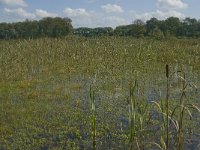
[0,0,199,28]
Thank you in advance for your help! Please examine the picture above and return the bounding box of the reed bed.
[0,36,200,149]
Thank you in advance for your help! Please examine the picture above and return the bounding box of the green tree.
[130,20,146,38]
[146,18,160,35]
[149,27,165,40]
[74,27,93,37]
[164,17,181,36]
[39,17,72,37]
[114,25,133,36]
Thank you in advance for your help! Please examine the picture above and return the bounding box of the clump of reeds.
[150,65,170,150]
[128,80,139,150]
[90,86,96,150]
[169,67,200,150]
[166,64,169,150]
[151,64,200,150]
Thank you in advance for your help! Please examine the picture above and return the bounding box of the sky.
[0,0,199,28]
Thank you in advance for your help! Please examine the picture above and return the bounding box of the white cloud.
[134,10,185,21]
[157,0,188,9]
[130,0,187,23]
[63,8,90,17]
[68,11,128,28]
[72,17,127,28]
[62,7,127,28]
[4,8,35,19]
[103,16,128,27]
[36,9,58,18]
[0,0,27,7]
[101,4,124,13]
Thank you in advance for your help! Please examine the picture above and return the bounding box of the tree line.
[0,17,200,39]
[0,17,73,39]
[76,17,200,39]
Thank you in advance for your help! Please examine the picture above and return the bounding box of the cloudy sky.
[0,0,199,28]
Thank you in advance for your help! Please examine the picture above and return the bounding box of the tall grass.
[170,68,200,150]
[1,37,200,149]
[166,64,169,150]
[129,81,137,150]
[152,64,200,149]
[90,86,96,150]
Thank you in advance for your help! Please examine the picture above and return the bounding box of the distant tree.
[146,18,160,34]
[133,19,145,25]
[184,17,197,25]
[149,27,165,40]
[130,20,146,38]
[2,16,200,39]
[74,27,113,37]
[13,20,39,38]
[39,17,73,37]
[182,17,199,37]
[0,23,16,39]
[164,17,181,36]
[74,27,93,37]
[114,25,132,36]
[93,27,113,36]
[0,17,73,39]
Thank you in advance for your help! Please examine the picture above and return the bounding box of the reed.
[169,69,200,150]
[166,64,169,150]
[90,86,96,150]
[1,37,200,149]
[129,81,137,150]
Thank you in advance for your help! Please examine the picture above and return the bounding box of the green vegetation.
[1,16,200,39]
[90,86,96,150]
[0,36,200,149]
[0,17,73,39]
